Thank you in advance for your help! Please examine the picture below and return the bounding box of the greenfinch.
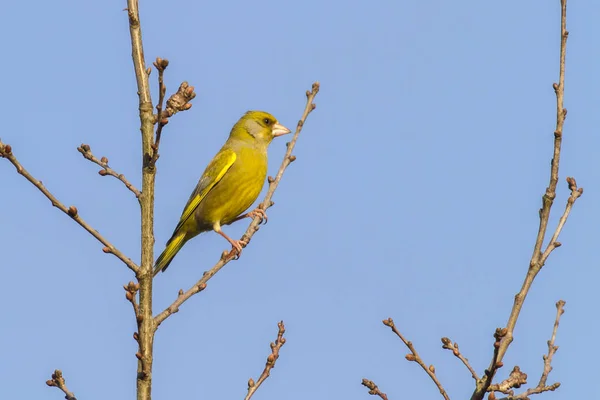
[153,111,291,276]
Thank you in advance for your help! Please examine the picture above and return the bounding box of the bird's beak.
[272,123,291,137]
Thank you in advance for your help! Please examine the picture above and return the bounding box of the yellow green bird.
[153,110,291,276]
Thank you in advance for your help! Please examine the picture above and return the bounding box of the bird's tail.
[153,233,187,277]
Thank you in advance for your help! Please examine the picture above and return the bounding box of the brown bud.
[46,380,56,387]
[288,155,296,162]
[125,291,133,301]
[496,361,504,368]
[133,332,139,341]
[553,82,559,91]
[136,352,142,360]
[248,378,255,388]
[184,103,192,110]
[81,144,91,152]
[429,365,435,373]
[100,156,108,163]
[306,90,311,97]
[102,247,111,253]
[311,103,316,110]
[488,392,496,400]
[178,289,184,296]
[137,314,144,323]
[198,283,207,291]
[146,67,151,75]
[405,354,416,362]
[99,169,108,176]
[67,206,78,217]
[382,318,393,327]
[297,119,304,127]
[268,176,275,183]
[453,349,459,356]
[267,354,276,364]
[4,144,12,154]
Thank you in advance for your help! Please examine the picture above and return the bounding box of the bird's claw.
[247,208,268,225]
[227,239,247,260]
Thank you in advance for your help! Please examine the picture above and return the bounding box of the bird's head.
[230,110,291,146]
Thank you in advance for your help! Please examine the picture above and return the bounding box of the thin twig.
[441,337,479,380]
[362,379,389,400]
[0,141,140,274]
[493,301,565,400]
[149,57,168,167]
[245,321,286,400]
[46,370,77,400]
[153,82,319,327]
[538,300,565,387]
[471,2,577,398]
[383,318,450,400]
[77,143,141,199]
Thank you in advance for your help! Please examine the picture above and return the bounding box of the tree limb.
[470,2,578,398]
[383,318,450,400]
[77,143,141,200]
[0,141,140,274]
[441,337,479,381]
[244,321,286,400]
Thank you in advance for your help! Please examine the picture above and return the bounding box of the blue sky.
[1,0,598,399]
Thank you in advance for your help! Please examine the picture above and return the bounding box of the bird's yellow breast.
[193,144,268,228]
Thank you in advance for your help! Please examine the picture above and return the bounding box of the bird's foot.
[246,208,268,224]
[226,238,247,260]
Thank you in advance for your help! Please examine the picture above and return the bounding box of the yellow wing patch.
[174,149,237,233]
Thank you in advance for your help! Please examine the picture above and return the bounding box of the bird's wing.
[173,148,237,234]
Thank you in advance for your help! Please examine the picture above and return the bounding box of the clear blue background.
[1,1,598,399]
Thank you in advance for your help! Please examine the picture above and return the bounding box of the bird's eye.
[263,118,271,125]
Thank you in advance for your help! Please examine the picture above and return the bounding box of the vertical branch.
[470,2,575,399]
[126,1,156,399]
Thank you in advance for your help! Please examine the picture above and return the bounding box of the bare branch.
[538,300,565,387]
[77,143,141,199]
[46,370,77,400]
[492,301,565,400]
[471,3,577,398]
[148,66,196,167]
[441,337,479,380]
[0,141,140,274]
[244,321,286,400]
[126,1,157,398]
[383,318,450,400]
[154,82,320,327]
[362,379,389,400]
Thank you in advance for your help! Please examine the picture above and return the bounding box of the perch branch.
[0,141,140,274]
[77,143,141,199]
[383,318,450,400]
[362,379,389,400]
[46,370,77,400]
[153,82,319,327]
[245,321,286,400]
[470,2,579,398]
